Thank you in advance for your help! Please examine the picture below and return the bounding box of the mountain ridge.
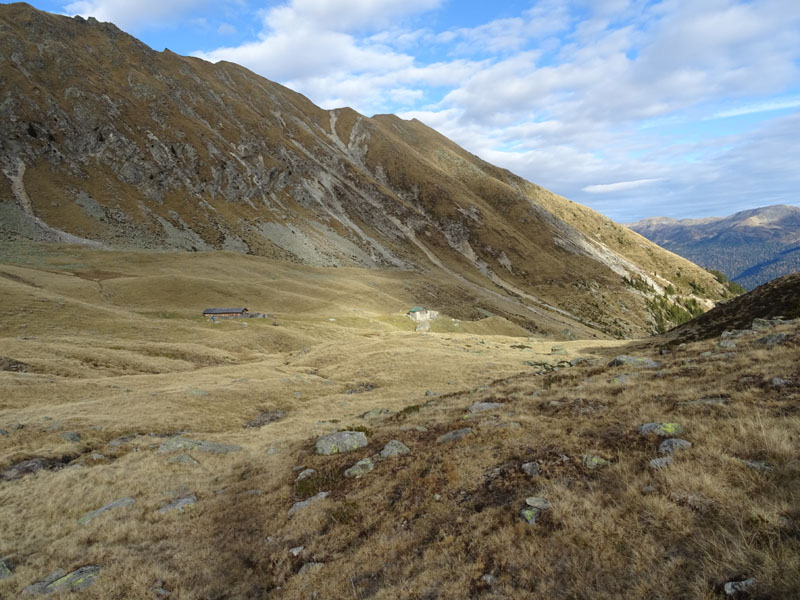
[0,2,732,337]
[629,204,800,289]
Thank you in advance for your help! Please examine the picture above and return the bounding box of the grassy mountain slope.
[0,2,732,337]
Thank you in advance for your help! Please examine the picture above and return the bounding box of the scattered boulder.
[0,429,7,436]
[158,494,197,514]
[770,377,790,387]
[659,439,692,454]
[296,468,316,482]
[346,383,377,395]
[738,459,772,472]
[468,401,504,413]
[716,340,736,349]
[520,497,551,524]
[638,422,686,437]
[23,566,101,595]
[60,432,81,443]
[481,574,499,586]
[289,546,304,557]
[723,577,757,597]
[344,458,374,478]
[244,410,287,428]
[380,440,410,458]
[1,457,65,481]
[608,355,661,368]
[649,457,673,470]
[521,462,541,477]
[79,497,135,525]
[158,437,242,454]
[289,491,329,516]
[756,333,788,347]
[582,455,608,470]
[437,428,472,443]
[0,356,29,372]
[360,407,392,419]
[0,556,13,579]
[315,431,368,455]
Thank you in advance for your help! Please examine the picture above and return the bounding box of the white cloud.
[713,97,800,118]
[583,179,663,193]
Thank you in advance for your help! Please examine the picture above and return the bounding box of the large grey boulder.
[158,437,242,454]
[79,497,135,525]
[315,431,368,455]
[520,497,551,524]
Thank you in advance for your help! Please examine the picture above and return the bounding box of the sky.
[10,0,800,222]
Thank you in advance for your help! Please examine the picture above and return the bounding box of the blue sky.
[10,0,800,222]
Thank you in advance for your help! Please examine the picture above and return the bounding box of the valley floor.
[0,246,798,599]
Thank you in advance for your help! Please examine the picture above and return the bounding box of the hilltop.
[629,205,800,290]
[0,2,736,338]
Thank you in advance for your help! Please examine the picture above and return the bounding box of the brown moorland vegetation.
[0,246,798,599]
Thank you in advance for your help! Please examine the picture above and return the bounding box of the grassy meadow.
[0,244,798,598]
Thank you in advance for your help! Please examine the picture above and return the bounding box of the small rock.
[79,497,135,525]
[89,452,105,461]
[158,494,197,514]
[289,491,329,516]
[0,557,13,579]
[60,431,81,443]
[1,457,64,481]
[360,407,392,418]
[716,340,737,349]
[608,355,661,368]
[723,577,757,597]
[0,429,8,436]
[24,566,101,595]
[298,562,324,574]
[582,455,607,469]
[481,574,498,586]
[425,390,439,397]
[738,459,772,472]
[437,428,472,443]
[521,462,540,477]
[770,377,790,387]
[380,440,410,458]
[520,497,551,524]
[244,410,287,428]
[649,457,673,470]
[296,468,316,481]
[344,458,374,478]
[315,431,368,455]
[266,446,280,455]
[641,485,657,494]
[153,581,171,598]
[659,439,692,455]
[158,437,242,454]
[679,397,728,407]
[167,454,199,465]
[468,402,504,413]
[756,333,788,347]
[638,422,686,437]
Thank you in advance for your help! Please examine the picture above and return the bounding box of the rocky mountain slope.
[629,205,800,290]
[0,3,734,338]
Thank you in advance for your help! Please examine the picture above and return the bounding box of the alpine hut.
[203,307,249,319]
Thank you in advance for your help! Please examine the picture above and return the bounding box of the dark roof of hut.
[202,308,248,314]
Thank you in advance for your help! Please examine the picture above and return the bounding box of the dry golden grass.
[0,246,797,599]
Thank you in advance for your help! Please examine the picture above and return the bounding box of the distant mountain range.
[629,204,800,290]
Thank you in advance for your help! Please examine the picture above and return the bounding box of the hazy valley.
[629,204,800,291]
